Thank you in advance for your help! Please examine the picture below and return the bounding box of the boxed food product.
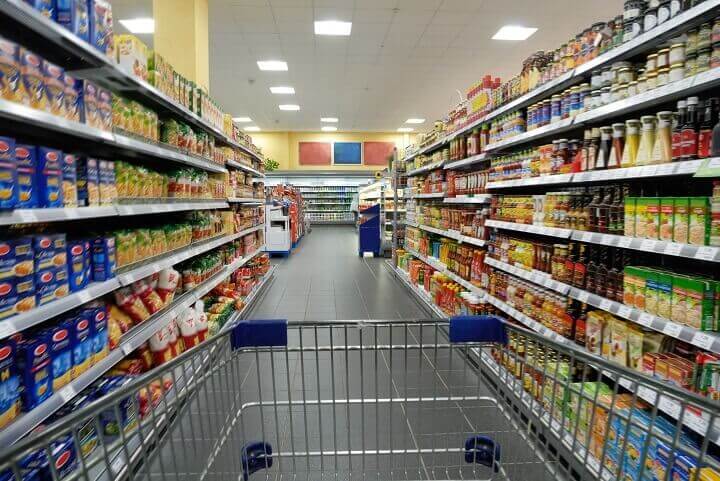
[0,279,16,320]
[97,86,112,131]
[14,143,36,208]
[33,233,66,272]
[63,73,82,123]
[77,157,99,206]
[98,159,117,204]
[645,198,660,239]
[624,197,636,237]
[42,60,65,117]
[659,197,674,242]
[672,197,690,244]
[644,268,659,315]
[685,277,714,331]
[689,197,710,246]
[56,0,90,42]
[609,318,628,366]
[78,79,100,129]
[70,312,93,378]
[656,271,672,319]
[44,321,73,391]
[35,266,68,306]
[36,146,64,207]
[116,34,148,80]
[16,333,53,410]
[634,198,648,238]
[632,268,647,311]
[671,274,688,325]
[586,311,606,355]
[0,340,21,429]
[62,153,78,207]
[92,235,116,281]
[0,36,22,103]
[23,0,55,18]
[67,239,89,292]
[627,327,644,370]
[89,0,114,58]
[87,304,109,364]
[19,48,46,111]
[0,136,17,209]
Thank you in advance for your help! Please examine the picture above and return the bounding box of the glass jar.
[711,43,720,69]
[610,85,621,103]
[590,90,602,109]
[627,81,638,97]
[591,70,603,89]
[618,83,629,99]
[697,47,711,73]
[656,48,670,69]
[646,53,658,72]
[637,75,648,93]
[686,29,699,56]
[656,67,669,87]
[636,115,658,165]
[669,62,685,82]
[578,83,590,112]
[669,42,686,64]
[713,17,720,44]
[601,86,612,105]
[657,0,671,24]
[686,52,698,77]
[669,0,681,17]
[698,22,712,50]
[601,67,614,87]
[646,70,658,90]
[644,7,658,32]
[624,0,645,20]
[618,67,635,83]
[651,111,673,164]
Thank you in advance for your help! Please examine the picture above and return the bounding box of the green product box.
[656,271,673,320]
[673,197,690,244]
[624,198,636,237]
[671,275,688,326]
[689,197,710,246]
[635,199,648,239]
[684,276,714,330]
[659,198,674,242]
[644,268,660,316]
[645,198,660,239]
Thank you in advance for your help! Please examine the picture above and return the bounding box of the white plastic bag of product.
[157,268,180,303]
[149,325,171,366]
[195,300,209,341]
[177,307,199,348]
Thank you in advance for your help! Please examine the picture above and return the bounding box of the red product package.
[148,326,171,366]
[177,308,199,349]
[195,300,208,342]
[114,287,150,323]
[156,268,179,303]
[132,279,164,314]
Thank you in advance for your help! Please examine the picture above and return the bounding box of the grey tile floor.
[246,226,427,322]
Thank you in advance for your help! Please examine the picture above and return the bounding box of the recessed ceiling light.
[119,18,155,34]
[492,25,538,41]
[257,60,288,71]
[233,117,252,122]
[314,20,352,36]
[279,104,300,111]
[397,127,414,133]
[321,126,337,132]
[406,118,425,124]
[245,126,261,132]
[270,86,295,94]
[321,117,339,123]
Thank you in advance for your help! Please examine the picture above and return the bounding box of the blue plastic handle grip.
[449,316,507,344]
[231,319,288,350]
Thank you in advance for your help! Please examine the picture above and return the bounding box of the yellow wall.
[250,132,416,171]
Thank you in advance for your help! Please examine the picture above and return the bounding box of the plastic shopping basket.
[1,317,719,481]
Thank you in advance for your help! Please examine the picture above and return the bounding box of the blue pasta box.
[63,73,82,123]
[0,340,21,429]
[19,48,46,112]
[97,86,112,132]
[77,79,100,128]
[98,376,138,436]
[51,393,98,458]
[36,147,63,208]
[22,0,55,19]
[80,303,108,364]
[14,144,37,208]
[16,333,53,410]
[0,36,22,104]
[89,0,113,58]
[70,312,93,378]
[0,239,14,281]
[21,435,78,481]
[66,240,89,292]
[33,233,65,271]
[56,0,89,42]
[42,60,65,118]
[0,279,17,320]
[92,235,115,281]
[76,157,99,206]
[2,236,34,281]
[34,267,62,306]
[42,320,73,391]
[0,136,17,209]
[14,275,36,315]
[62,152,78,207]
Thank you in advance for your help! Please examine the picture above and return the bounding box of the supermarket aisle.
[248,226,428,321]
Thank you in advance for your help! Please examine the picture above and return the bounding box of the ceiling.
[113,0,624,132]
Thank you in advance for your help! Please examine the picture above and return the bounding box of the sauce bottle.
[595,247,609,297]
[596,126,613,170]
[609,123,625,169]
[682,96,700,160]
[574,303,589,347]
[588,128,601,170]
[651,111,674,164]
[699,98,719,159]
[672,100,686,161]
[714,100,720,157]
[585,247,599,294]
[636,115,657,165]
[580,129,592,171]
[573,243,588,289]
[622,119,641,167]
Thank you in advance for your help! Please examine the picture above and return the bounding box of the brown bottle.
[573,243,588,289]
[574,303,589,347]
[608,185,623,235]
[610,249,625,303]
[585,247,599,294]
[565,242,577,285]
[587,187,603,232]
[596,187,614,234]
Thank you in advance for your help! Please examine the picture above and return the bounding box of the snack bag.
[107,304,133,348]
[195,300,208,341]
[148,326,171,366]
[114,287,150,323]
[177,308,199,349]
[131,279,163,314]
[156,268,179,303]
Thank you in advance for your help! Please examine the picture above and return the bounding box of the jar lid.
[612,122,626,128]
[657,48,670,54]
[670,62,685,68]
[641,115,657,121]
[629,80,638,85]
[646,71,658,77]
[647,53,658,59]
[670,42,685,48]
[657,67,670,72]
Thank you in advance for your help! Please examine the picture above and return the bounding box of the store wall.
[251,132,416,171]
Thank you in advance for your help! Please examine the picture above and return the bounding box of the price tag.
[617,237,634,248]
[599,299,613,311]
[695,246,717,261]
[663,323,683,338]
[122,343,133,355]
[655,163,676,176]
[19,210,38,223]
[577,291,590,303]
[0,322,13,338]
[692,332,715,350]
[582,232,594,242]
[617,305,633,318]
[640,239,658,251]
[641,166,658,176]
[637,312,654,327]
[58,386,76,402]
[77,290,92,303]
[664,243,683,256]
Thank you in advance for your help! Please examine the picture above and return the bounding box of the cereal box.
[56,0,90,42]
[116,34,148,81]
[70,312,94,378]
[97,86,112,131]
[16,333,53,410]
[689,197,710,246]
[673,197,690,243]
[19,48,45,111]
[15,143,37,208]
[0,136,17,209]
[62,153,78,207]
[0,340,20,429]
[63,73,81,122]
[43,320,73,391]
[624,197,636,237]
[89,0,114,58]
[23,0,55,19]
[36,147,64,207]
[659,197,674,242]
[0,36,22,103]
[77,157,99,206]
[42,60,65,117]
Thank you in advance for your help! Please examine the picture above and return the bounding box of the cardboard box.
[673,197,690,244]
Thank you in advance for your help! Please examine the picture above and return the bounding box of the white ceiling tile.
[272,7,313,23]
[268,0,312,6]
[439,0,485,11]
[431,10,473,25]
[276,21,313,34]
[395,0,442,10]
[314,7,354,21]
[417,32,454,47]
[387,23,426,37]
[391,9,435,26]
[352,8,395,23]
[232,5,275,23]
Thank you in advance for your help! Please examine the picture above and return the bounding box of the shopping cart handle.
[231,319,288,349]
[449,316,507,344]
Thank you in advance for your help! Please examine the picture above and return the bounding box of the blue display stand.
[358,204,381,257]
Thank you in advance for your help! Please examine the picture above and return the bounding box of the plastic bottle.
[682,96,700,159]
[636,116,657,165]
[622,119,641,167]
[651,111,674,164]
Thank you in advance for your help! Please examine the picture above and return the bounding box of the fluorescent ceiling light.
[492,25,538,41]
[405,118,425,124]
[233,117,252,122]
[119,18,155,34]
[257,60,288,71]
[245,126,261,132]
[314,20,352,36]
[321,117,338,123]
[321,126,337,132]
[270,86,295,94]
[397,127,414,133]
[279,104,300,111]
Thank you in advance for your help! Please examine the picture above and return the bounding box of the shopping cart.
[2,317,719,481]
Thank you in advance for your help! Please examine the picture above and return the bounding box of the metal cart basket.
[2,317,719,481]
